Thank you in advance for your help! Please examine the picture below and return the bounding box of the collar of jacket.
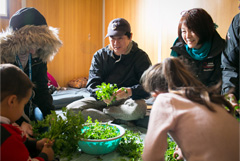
[171,31,225,59]
[0,25,62,64]
[0,116,10,124]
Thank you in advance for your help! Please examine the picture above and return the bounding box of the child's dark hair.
[141,57,234,114]
[1,64,34,101]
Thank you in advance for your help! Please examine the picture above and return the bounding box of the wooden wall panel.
[0,0,22,30]
[104,0,160,64]
[26,0,103,86]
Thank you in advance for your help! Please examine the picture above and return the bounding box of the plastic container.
[78,123,125,155]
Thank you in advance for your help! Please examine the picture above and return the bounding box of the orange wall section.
[26,0,103,87]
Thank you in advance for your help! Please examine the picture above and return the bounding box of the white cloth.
[67,97,146,122]
[142,93,239,161]
[0,116,10,124]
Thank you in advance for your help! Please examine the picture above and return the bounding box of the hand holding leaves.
[32,108,84,160]
[96,82,128,105]
[115,87,131,100]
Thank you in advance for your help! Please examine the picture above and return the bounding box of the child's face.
[12,89,32,122]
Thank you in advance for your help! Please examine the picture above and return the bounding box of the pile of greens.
[116,133,180,161]
[81,117,144,160]
[96,82,127,105]
[82,116,119,139]
[33,111,144,160]
[32,108,84,160]
[116,130,144,161]
[32,108,181,161]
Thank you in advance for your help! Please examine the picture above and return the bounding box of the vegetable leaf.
[96,82,127,106]
[82,116,120,139]
[117,130,143,160]
[32,107,85,160]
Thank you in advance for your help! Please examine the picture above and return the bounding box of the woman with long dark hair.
[141,57,239,161]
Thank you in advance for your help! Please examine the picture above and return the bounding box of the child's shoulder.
[1,123,26,140]
[157,92,186,101]
[156,92,193,107]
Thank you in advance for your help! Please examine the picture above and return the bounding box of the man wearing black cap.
[67,18,151,124]
[0,7,62,134]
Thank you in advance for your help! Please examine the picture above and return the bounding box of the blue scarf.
[184,41,211,60]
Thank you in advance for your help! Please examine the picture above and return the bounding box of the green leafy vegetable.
[165,137,184,161]
[96,82,127,106]
[116,130,143,160]
[82,116,120,139]
[165,137,177,161]
[32,107,84,160]
[235,100,240,121]
[96,82,118,105]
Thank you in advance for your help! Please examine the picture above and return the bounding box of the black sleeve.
[207,55,222,87]
[38,153,48,161]
[131,51,152,99]
[86,51,105,99]
[32,61,55,117]
[221,13,239,99]
[24,138,38,156]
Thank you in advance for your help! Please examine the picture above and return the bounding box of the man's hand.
[103,95,115,105]
[115,87,132,100]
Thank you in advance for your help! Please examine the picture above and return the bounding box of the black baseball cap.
[105,18,131,37]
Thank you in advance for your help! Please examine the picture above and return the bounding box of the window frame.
[0,0,9,19]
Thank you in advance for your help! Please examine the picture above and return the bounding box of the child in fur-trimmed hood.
[0,7,62,136]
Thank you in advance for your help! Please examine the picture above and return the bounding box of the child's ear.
[7,95,18,108]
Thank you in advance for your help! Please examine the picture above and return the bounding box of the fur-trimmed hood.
[0,25,62,63]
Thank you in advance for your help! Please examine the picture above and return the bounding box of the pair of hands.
[103,87,132,105]
[13,122,55,161]
[37,138,55,161]
[12,122,33,137]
